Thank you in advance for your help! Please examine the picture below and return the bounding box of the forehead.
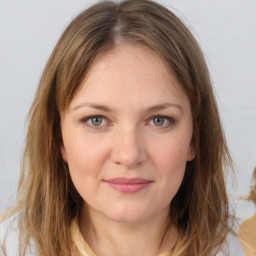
[69,44,189,112]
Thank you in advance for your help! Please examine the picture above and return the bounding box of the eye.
[149,116,175,128]
[152,116,165,126]
[81,115,107,127]
[90,116,103,126]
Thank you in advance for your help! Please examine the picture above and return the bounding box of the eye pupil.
[92,117,102,126]
[153,117,164,126]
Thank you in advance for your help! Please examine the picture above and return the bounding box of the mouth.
[104,177,153,193]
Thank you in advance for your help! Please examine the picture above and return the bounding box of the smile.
[104,178,153,193]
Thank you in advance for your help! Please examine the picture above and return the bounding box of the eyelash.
[147,115,176,129]
[80,115,109,128]
[80,115,176,129]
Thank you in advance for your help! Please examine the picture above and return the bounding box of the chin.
[102,205,151,224]
[108,214,146,224]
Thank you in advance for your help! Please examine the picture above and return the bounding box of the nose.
[111,126,148,169]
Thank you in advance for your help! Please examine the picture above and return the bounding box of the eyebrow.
[145,103,183,113]
[70,103,112,112]
[70,102,183,113]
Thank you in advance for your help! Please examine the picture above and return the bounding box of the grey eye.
[153,117,165,126]
[91,116,103,126]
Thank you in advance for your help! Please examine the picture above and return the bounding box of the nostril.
[111,146,147,168]
[110,128,148,168]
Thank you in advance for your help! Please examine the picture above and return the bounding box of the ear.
[187,145,196,162]
[61,144,67,162]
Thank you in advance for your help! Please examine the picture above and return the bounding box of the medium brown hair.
[1,0,233,255]
[244,167,256,204]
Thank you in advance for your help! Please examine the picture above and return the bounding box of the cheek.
[64,134,108,171]
[63,136,111,199]
[152,136,190,170]
[64,138,105,201]
[150,136,190,195]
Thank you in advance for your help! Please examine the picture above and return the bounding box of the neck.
[79,206,178,256]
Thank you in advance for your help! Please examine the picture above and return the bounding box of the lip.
[104,177,153,193]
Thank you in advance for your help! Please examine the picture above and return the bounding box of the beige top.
[70,218,173,256]
[238,214,256,256]
[0,211,245,255]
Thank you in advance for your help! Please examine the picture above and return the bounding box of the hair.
[243,167,256,204]
[1,0,234,255]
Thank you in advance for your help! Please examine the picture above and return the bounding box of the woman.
[0,0,245,255]
[238,167,256,256]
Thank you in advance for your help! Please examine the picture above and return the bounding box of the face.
[61,44,195,224]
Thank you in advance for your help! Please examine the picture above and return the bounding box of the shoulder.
[239,213,256,233]
[0,212,20,255]
[217,232,245,256]
[0,211,36,256]
[238,214,256,255]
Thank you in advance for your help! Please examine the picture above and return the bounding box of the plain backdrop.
[0,0,256,222]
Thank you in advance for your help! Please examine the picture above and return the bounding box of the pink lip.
[104,178,152,193]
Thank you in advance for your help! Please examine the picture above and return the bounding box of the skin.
[61,44,195,256]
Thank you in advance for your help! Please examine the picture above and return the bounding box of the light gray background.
[0,0,256,222]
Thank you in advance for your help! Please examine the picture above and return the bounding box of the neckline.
[70,217,174,256]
